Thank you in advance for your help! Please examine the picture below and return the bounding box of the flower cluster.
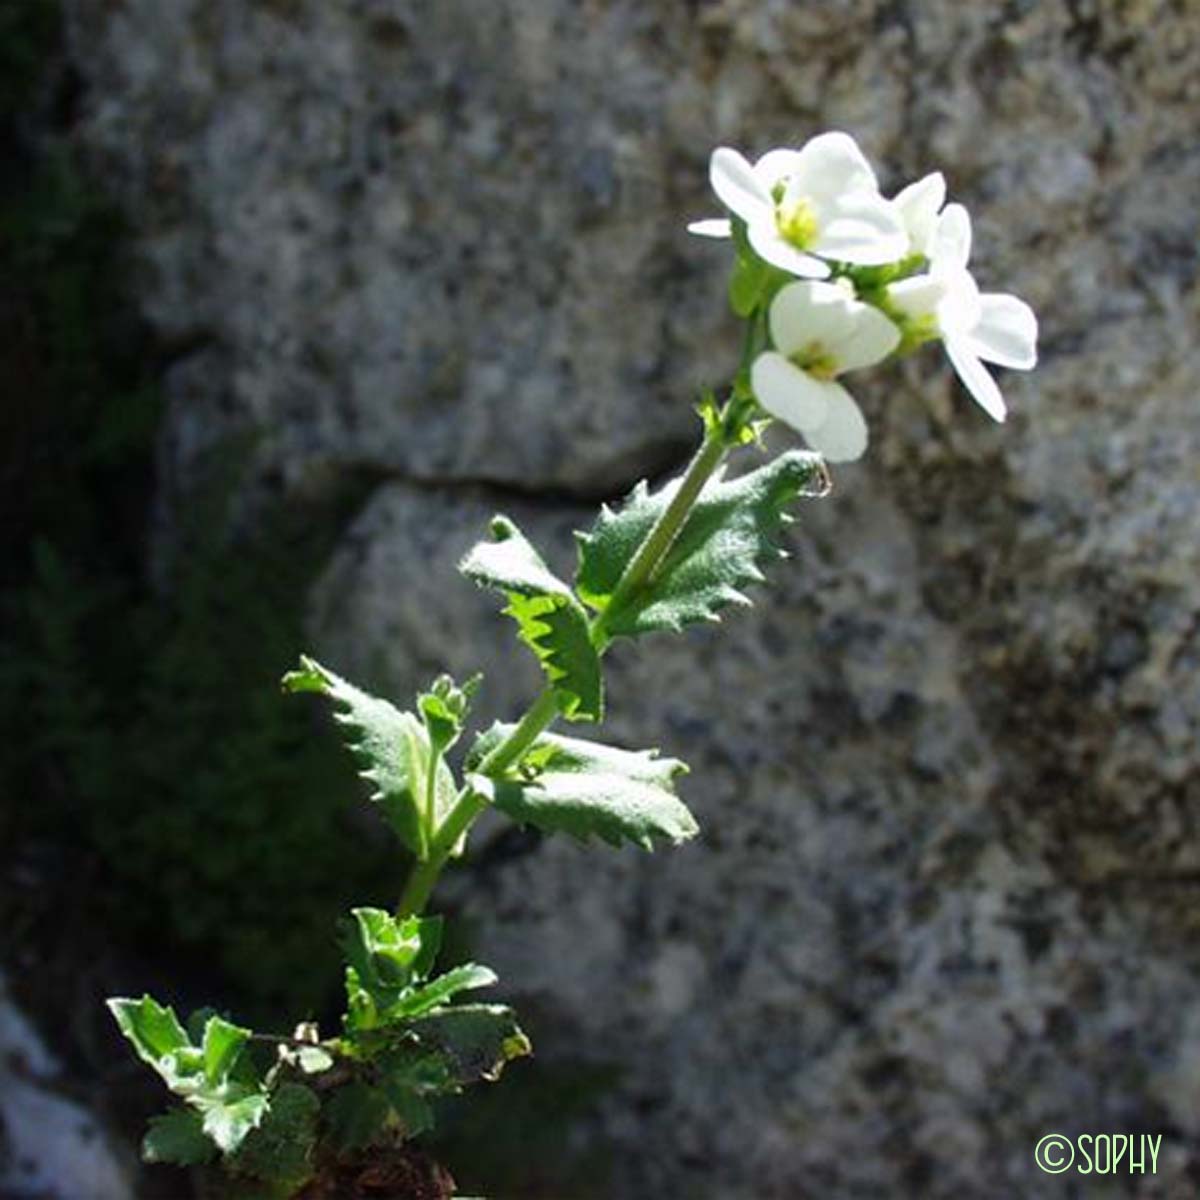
[690,132,1037,461]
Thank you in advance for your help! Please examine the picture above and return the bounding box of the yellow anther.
[790,341,839,380]
[775,195,819,250]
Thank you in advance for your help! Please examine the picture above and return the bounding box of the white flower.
[750,279,900,462]
[887,203,1038,421]
[688,133,907,279]
[891,171,946,258]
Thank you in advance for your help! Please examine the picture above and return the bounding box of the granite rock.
[61,0,1200,1195]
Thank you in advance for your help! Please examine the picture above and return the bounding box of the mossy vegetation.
[0,0,394,1022]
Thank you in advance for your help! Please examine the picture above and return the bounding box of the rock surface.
[62,0,1200,1195]
[0,971,133,1200]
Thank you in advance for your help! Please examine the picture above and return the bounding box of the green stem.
[397,308,762,915]
[589,425,727,646]
[422,745,441,856]
[398,785,490,916]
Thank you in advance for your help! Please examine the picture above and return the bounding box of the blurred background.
[3,1,1199,1196]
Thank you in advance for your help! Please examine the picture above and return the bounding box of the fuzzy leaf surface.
[229,1083,319,1189]
[142,1109,217,1166]
[282,656,456,857]
[108,995,268,1156]
[460,516,602,721]
[404,1004,531,1087]
[326,1083,392,1153]
[469,725,696,850]
[340,909,494,1033]
[576,450,827,638]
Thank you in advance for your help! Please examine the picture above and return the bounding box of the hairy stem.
[397,312,764,914]
[397,785,490,916]
[589,425,726,648]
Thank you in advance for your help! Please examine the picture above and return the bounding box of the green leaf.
[380,1081,435,1139]
[729,249,768,317]
[404,1005,531,1087]
[109,994,269,1156]
[391,964,497,1020]
[230,1083,318,1188]
[460,516,603,722]
[326,1083,392,1153]
[470,726,696,850]
[108,995,190,1072]
[342,909,476,1033]
[200,1092,270,1155]
[282,656,457,858]
[202,1015,250,1087]
[417,672,481,757]
[575,450,828,639]
[341,908,441,993]
[142,1108,218,1166]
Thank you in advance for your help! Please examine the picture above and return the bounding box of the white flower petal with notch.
[789,132,880,204]
[803,385,870,463]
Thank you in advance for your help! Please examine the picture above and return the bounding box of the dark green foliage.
[469,724,697,850]
[461,516,604,721]
[143,1108,219,1167]
[111,914,530,1188]
[231,1083,320,1190]
[108,997,268,1153]
[0,0,392,1017]
[284,657,457,860]
[575,450,828,638]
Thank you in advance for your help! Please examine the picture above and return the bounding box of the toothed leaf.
[200,1093,270,1155]
[142,1108,217,1166]
[469,725,696,850]
[460,517,603,722]
[109,995,269,1156]
[282,657,457,858]
[404,1004,531,1087]
[576,450,828,638]
[230,1083,319,1187]
[326,1083,392,1152]
[391,964,498,1020]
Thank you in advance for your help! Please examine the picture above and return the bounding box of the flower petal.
[790,131,879,204]
[813,192,907,265]
[753,148,804,190]
[931,202,972,272]
[747,221,830,279]
[893,171,946,256]
[935,266,982,335]
[826,304,901,373]
[805,384,869,463]
[750,351,830,434]
[710,147,772,224]
[965,293,1038,369]
[945,334,1007,422]
[887,274,946,321]
[768,280,854,358]
[686,217,732,238]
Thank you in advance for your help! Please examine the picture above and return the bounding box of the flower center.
[775,195,819,250]
[790,341,839,381]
